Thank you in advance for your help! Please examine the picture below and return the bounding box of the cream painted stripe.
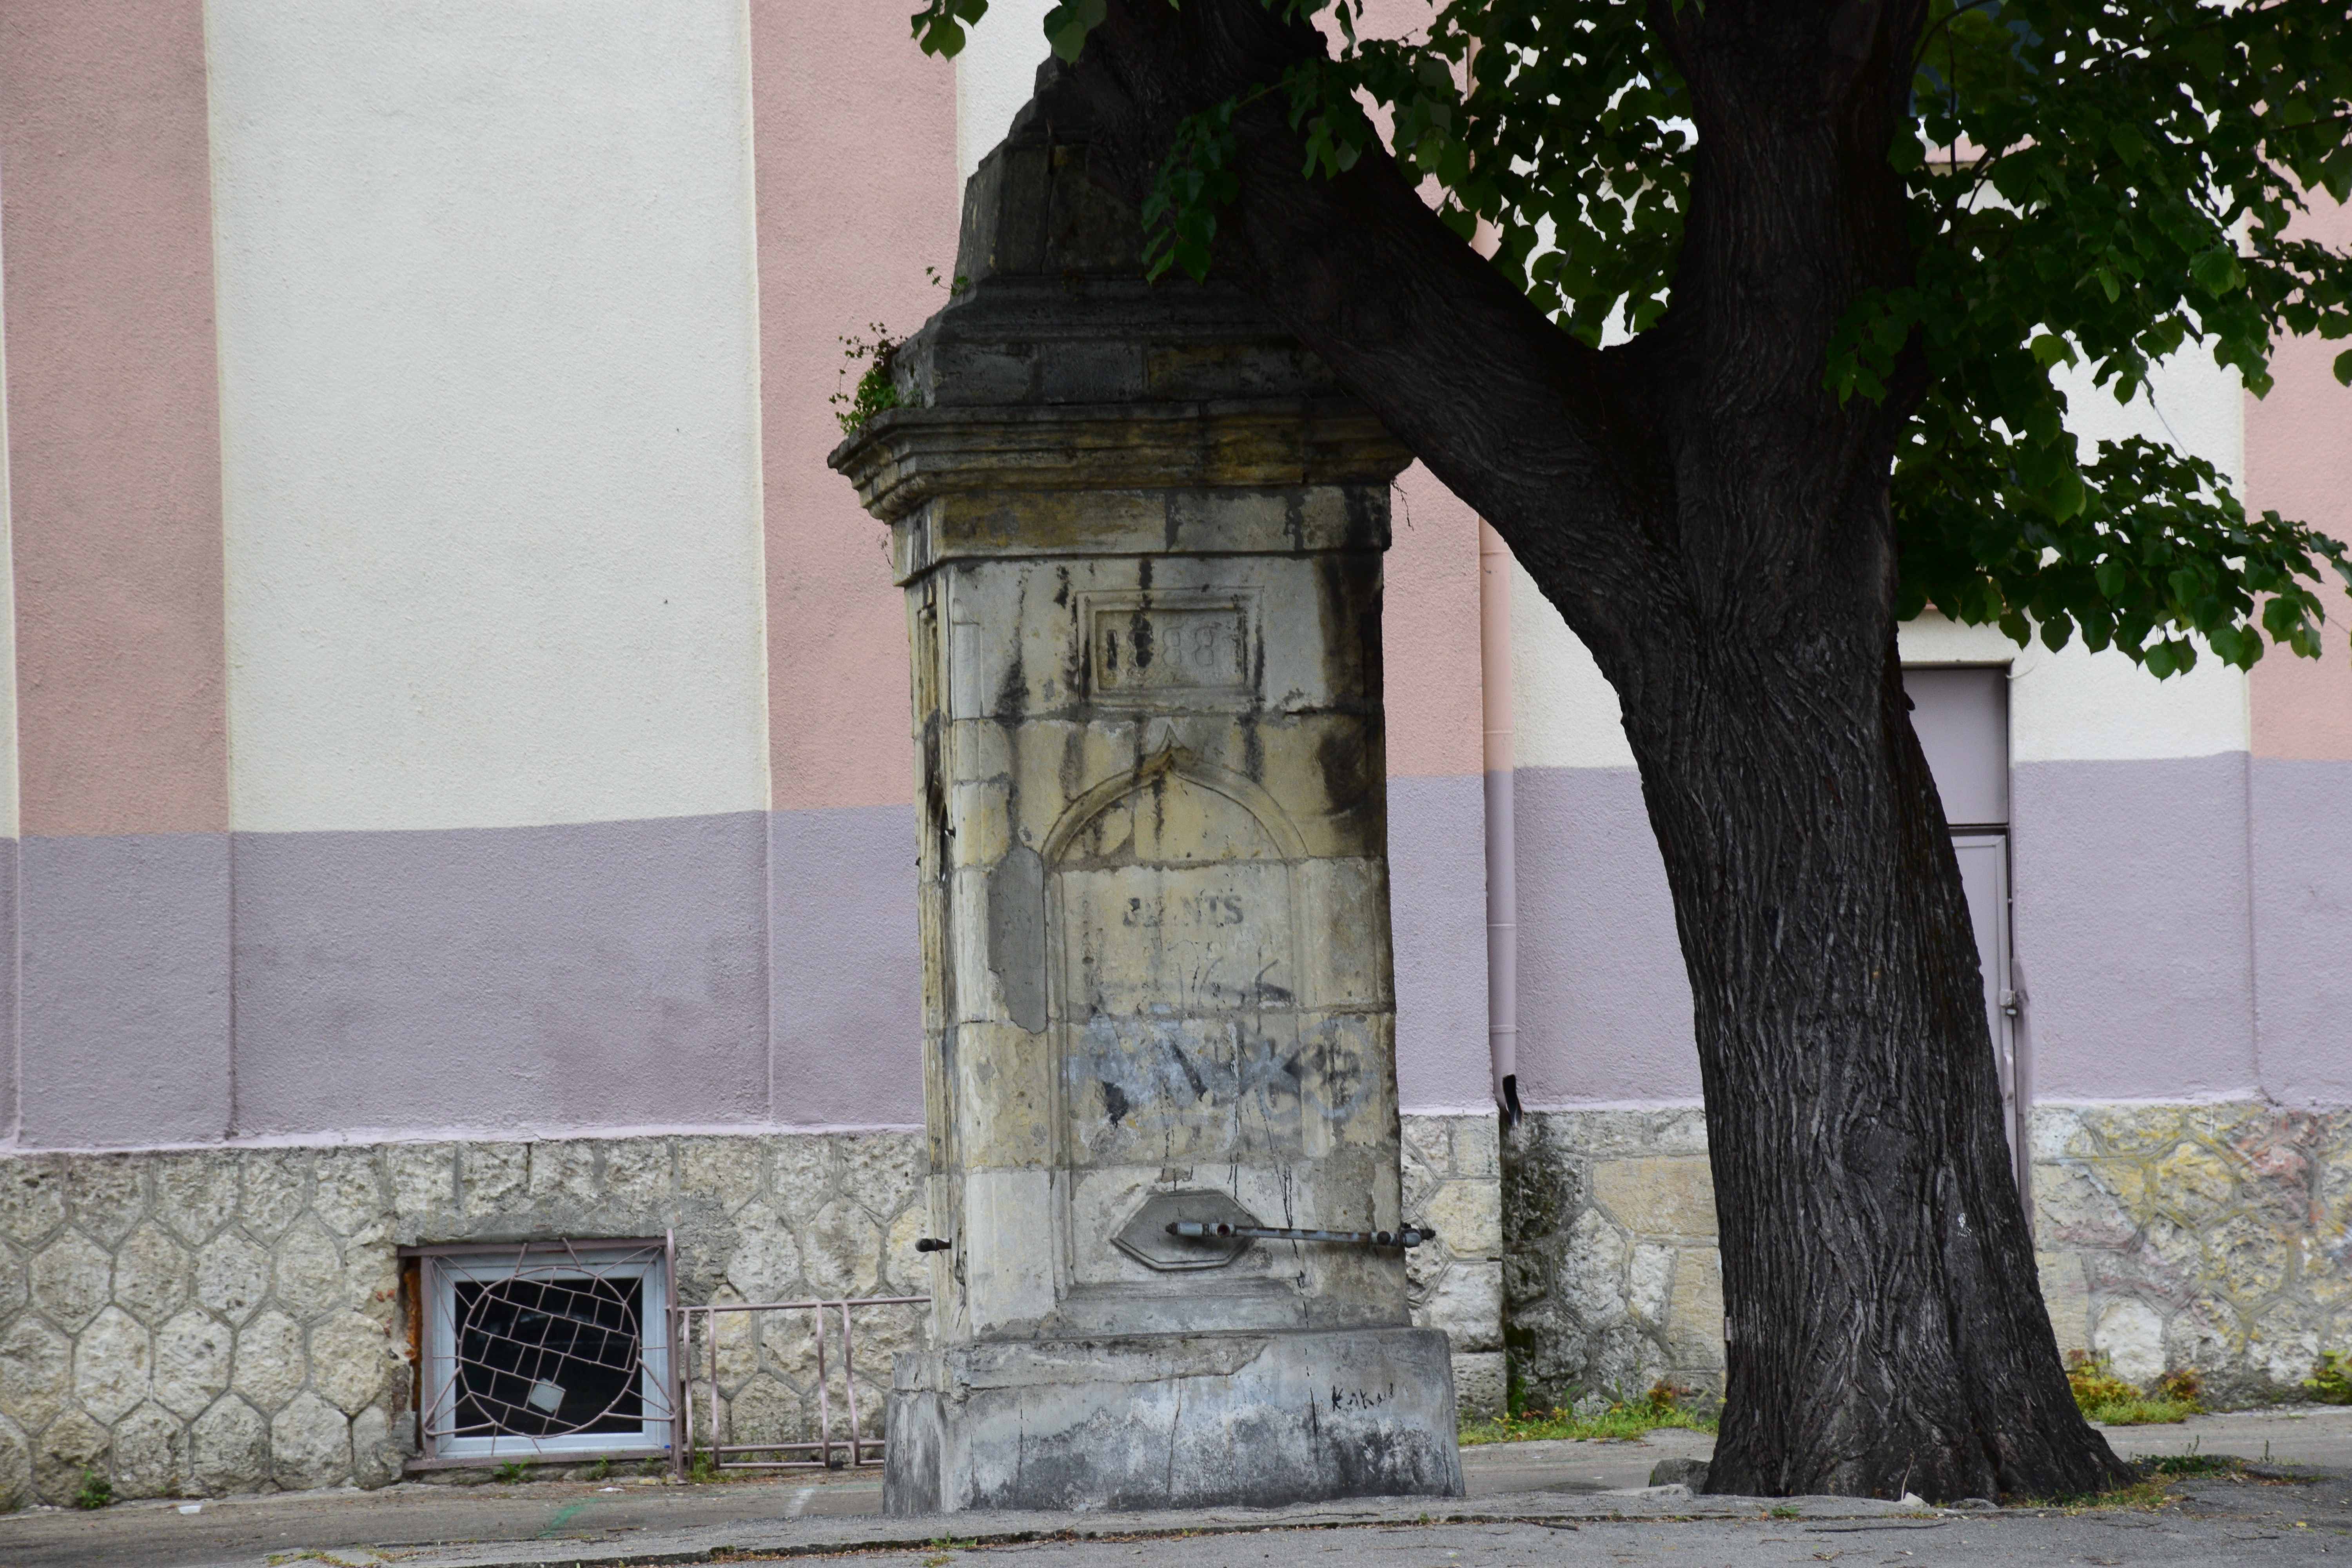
[210,0,769,834]
[1512,340,2255,770]
[956,0,1056,183]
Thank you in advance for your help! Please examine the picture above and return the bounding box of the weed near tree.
[2065,1351,2203,1426]
[1460,1379,1718,1446]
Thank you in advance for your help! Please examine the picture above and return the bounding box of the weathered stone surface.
[2,1113,1505,1501]
[802,1200,882,1298]
[460,1143,528,1214]
[30,1228,112,1329]
[197,1230,272,1323]
[680,1136,764,1208]
[603,1141,673,1209]
[310,1312,396,1415]
[842,122,1450,1514]
[154,1154,238,1246]
[725,1374,805,1447]
[387,1143,458,1221]
[272,1220,347,1321]
[155,1310,235,1419]
[0,1416,31,1512]
[0,1158,66,1249]
[74,1305,154,1423]
[0,1316,73,1431]
[1453,1351,1506,1418]
[1425,1178,1504,1256]
[1508,1102,2351,1412]
[190,1397,270,1495]
[1627,1243,1675,1328]
[114,1221,194,1324]
[526,1141,598,1207]
[2035,1251,2092,1358]
[233,1308,306,1412]
[724,1205,804,1303]
[271,1390,352,1491]
[0,1245,27,1319]
[239,1151,311,1240]
[1664,1249,1726,1370]
[65,1157,145,1245]
[2092,1298,2167,1383]
[1593,1158,1718,1238]
[886,1328,1460,1514]
[350,1403,401,1490]
[33,1406,109,1506]
[112,1401,186,1499]
[1423,1261,1503,1352]
[311,1151,388,1243]
[838,1135,921,1223]
[769,1140,835,1226]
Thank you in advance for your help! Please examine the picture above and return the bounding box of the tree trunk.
[1615,612,2124,1499]
[1028,0,2138,1501]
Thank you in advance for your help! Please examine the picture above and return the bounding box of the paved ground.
[2,1406,2345,1567]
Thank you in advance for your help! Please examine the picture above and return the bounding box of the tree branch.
[1034,0,1673,664]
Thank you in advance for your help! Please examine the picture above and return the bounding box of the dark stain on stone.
[1102,1080,1131,1125]
[1316,725,1376,815]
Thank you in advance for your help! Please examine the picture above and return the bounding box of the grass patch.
[2144,1452,2241,1477]
[2308,1351,2352,1405]
[2066,1352,2202,1425]
[1460,1380,1719,1446]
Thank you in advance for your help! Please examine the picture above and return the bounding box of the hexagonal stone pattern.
[64,1159,144,1246]
[189,1397,269,1496]
[154,1312,234,1419]
[154,1157,238,1247]
[232,1309,306,1412]
[72,1307,152,1424]
[0,1122,1593,1502]
[270,1391,351,1491]
[113,1223,193,1324]
[29,1230,111,1330]
[196,1231,271,1323]
[0,1161,66,1249]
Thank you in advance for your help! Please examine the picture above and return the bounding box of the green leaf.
[1041,0,1105,62]
[2190,249,2243,299]
[911,0,989,58]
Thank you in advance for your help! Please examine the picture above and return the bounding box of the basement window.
[407,1238,675,1462]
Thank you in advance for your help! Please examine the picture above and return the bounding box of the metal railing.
[672,1294,929,1473]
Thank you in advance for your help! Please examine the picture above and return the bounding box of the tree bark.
[1035,0,2136,1501]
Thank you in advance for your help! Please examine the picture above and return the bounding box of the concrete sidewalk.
[0,1406,2345,1568]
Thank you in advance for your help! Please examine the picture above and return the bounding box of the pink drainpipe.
[1479,521,1522,1124]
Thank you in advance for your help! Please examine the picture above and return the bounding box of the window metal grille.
[409,1237,677,1463]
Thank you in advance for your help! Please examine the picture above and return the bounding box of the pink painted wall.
[1384,466,1485,779]
[2247,193,2352,763]
[750,4,960,813]
[0,0,226,837]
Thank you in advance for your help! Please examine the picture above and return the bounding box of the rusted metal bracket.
[1166,1221,1437,1249]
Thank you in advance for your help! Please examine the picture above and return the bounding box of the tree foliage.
[916,0,2352,676]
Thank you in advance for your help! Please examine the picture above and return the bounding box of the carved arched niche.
[1042,749,1322,1292]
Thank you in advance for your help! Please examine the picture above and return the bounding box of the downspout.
[1480,522,1522,1124]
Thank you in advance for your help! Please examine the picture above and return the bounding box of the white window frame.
[414,1239,674,1463]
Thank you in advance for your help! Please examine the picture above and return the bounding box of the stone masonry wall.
[0,1131,930,1508]
[0,1115,1501,1505]
[2030,1103,2352,1403]
[1503,1104,2352,1416]
[1501,1110,1724,1415]
[1402,1114,1506,1418]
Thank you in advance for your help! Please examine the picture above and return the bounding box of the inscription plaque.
[1082,590,1256,707]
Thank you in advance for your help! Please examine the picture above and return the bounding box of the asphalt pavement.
[0,1405,2344,1567]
